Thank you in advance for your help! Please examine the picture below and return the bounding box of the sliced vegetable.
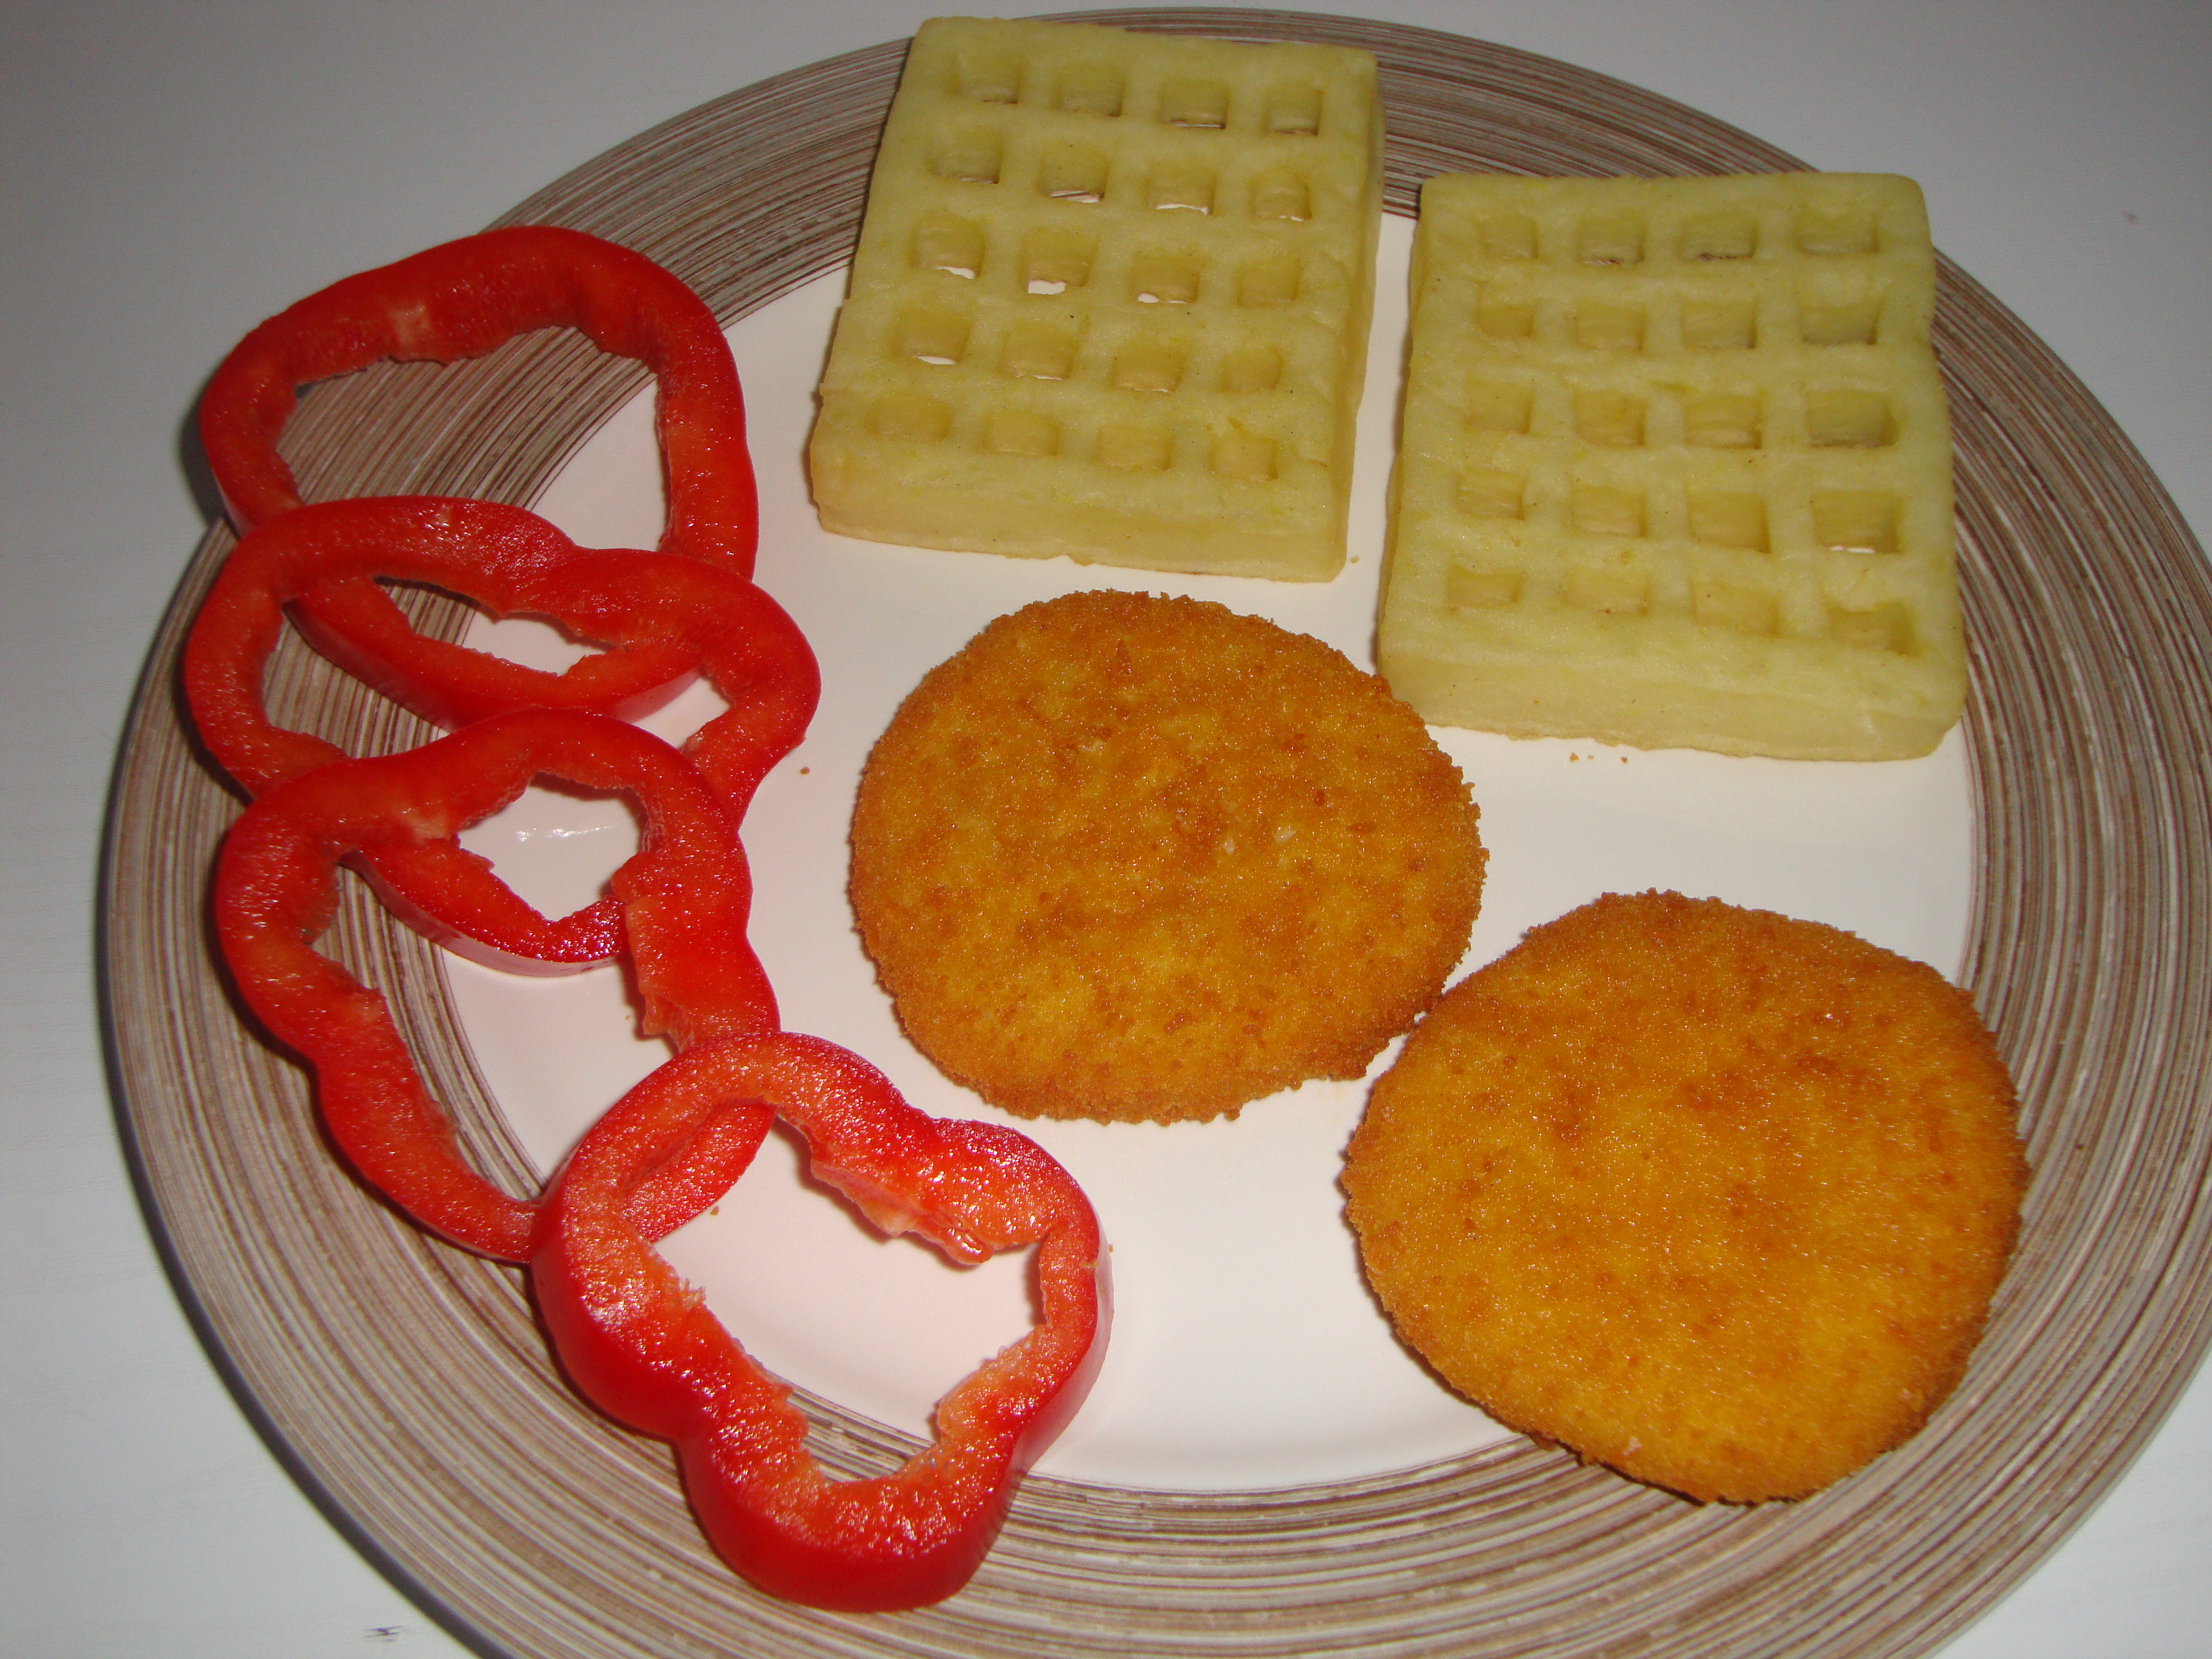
[213,709,779,1258]
[200,225,755,566]
[185,495,818,968]
[533,1031,1110,1611]
[197,226,760,728]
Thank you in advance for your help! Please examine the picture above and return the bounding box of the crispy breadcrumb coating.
[1344,890,2025,1503]
[851,591,1485,1124]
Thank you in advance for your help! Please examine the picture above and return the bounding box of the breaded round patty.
[1343,891,2025,1503]
[850,591,1485,1124]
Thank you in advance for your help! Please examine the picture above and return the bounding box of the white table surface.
[4,2,2205,1654]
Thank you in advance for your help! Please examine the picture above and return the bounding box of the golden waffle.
[1378,173,1964,759]
[808,17,1383,580]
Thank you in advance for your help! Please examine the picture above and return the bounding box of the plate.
[99,9,2212,1657]
[442,220,1978,1493]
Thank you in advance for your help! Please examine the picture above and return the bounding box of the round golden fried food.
[1343,891,2024,1504]
[850,591,1485,1124]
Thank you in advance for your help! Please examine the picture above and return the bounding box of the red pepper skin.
[184,496,819,969]
[532,1032,1111,1612]
[214,710,781,1259]
[197,227,759,721]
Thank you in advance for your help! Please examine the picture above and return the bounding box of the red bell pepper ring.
[214,709,782,1259]
[532,1031,1110,1612]
[184,495,818,968]
[200,226,755,564]
[198,226,760,728]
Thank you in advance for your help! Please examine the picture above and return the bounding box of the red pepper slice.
[197,226,759,728]
[532,1031,1110,1612]
[185,495,818,968]
[196,226,1113,1610]
[200,226,754,562]
[213,709,781,1259]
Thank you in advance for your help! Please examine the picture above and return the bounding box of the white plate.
[450,218,1973,1489]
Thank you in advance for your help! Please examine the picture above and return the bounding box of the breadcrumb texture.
[1343,890,2024,1503]
[851,590,1485,1123]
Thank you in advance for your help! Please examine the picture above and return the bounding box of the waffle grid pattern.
[1379,173,1965,759]
[809,18,1382,580]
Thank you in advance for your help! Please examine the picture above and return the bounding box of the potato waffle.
[808,17,1383,580]
[1378,173,1964,759]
